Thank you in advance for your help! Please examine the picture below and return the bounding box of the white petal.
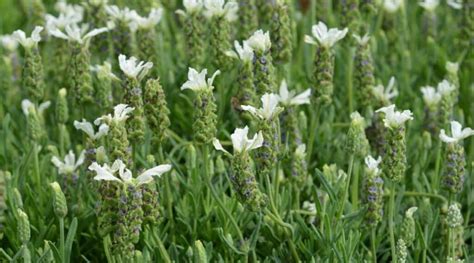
[231,126,249,152]
[212,138,230,154]
[439,129,457,143]
[89,162,121,182]
[136,164,172,185]
[450,121,463,139]
[75,150,86,168]
[290,89,311,105]
[74,119,95,138]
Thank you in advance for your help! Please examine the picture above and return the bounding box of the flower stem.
[59,217,65,263]
[337,154,354,219]
[202,145,245,247]
[306,104,320,166]
[388,183,397,263]
[371,228,377,263]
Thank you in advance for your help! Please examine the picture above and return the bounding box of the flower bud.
[17,209,30,244]
[56,88,69,124]
[50,182,68,218]
[193,240,207,263]
[400,207,417,247]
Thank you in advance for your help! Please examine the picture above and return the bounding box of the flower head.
[304,21,348,48]
[12,26,43,49]
[376,104,414,129]
[21,99,51,116]
[74,119,109,140]
[421,86,441,107]
[213,126,263,155]
[447,0,463,9]
[180,67,220,91]
[419,0,439,11]
[241,93,283,121]
[225,40,254,62]
[55,1,85,18]
[90,61,119,81]
[246,29,271,53]
[176,0,204,16]
[118,54,153,80]
[88,159,172,185]
[365,155,382,175]
[372,76,398,103]
[134,8,163,29]
[277,80,311,106]
[204,0,238,21]
[105,5,139,30]
[439,121,474,143]
[437,79,455,96]
[49,23,108,45]
[51,150,85,175]
[446,61,459,74]
[94,104,135,125]
[1,34,19,52]
[352,33,370,45]
[383,0,403,13]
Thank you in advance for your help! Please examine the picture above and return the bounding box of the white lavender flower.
[383,0,403,13]
[421,86,441,107]
[88,159,172,185]
[446,61,459,74]
[180,67,220,91]
[365,155,382,175]
[246,29,271,53]
[376,104,414,129]
[372,76,398,103]
[419,0,439,11]
[204,0,238,21]
[49,23,109,45]
[94,104,135,125]
[277,80,311,106]
[90,61,120,81]
[439,121,474,143]
[21,99,51,116]
[51,150,85,175]
[213,126,263,155]
[302,201,316,224]
[0,35,18,52]
[45,12,82,34]
[12,26,43,49]
[447,0,462,9]
[241,93,283,121]
[118,54,153,80]
[176,0,205,16]
[225,40,254,62]
[105,5,139,30]
[54,0,85,18]
[133,8,163,29]
[304,21,348,48]
[74,119,109,140]
[437,79,455,96]
[352,33,370,45]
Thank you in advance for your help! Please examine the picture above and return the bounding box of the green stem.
[59,217,65,263]
[33,143,40,186]
[371,228,377,263]
[347,47,355,113]
[152,227,171,263]
[388,183,397,263]
[434,141,442,191]
[306,104,320,165]
[202,146,245,244]
[337,154,354,219]
[401,191,447,203]
[351,162,359,210]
